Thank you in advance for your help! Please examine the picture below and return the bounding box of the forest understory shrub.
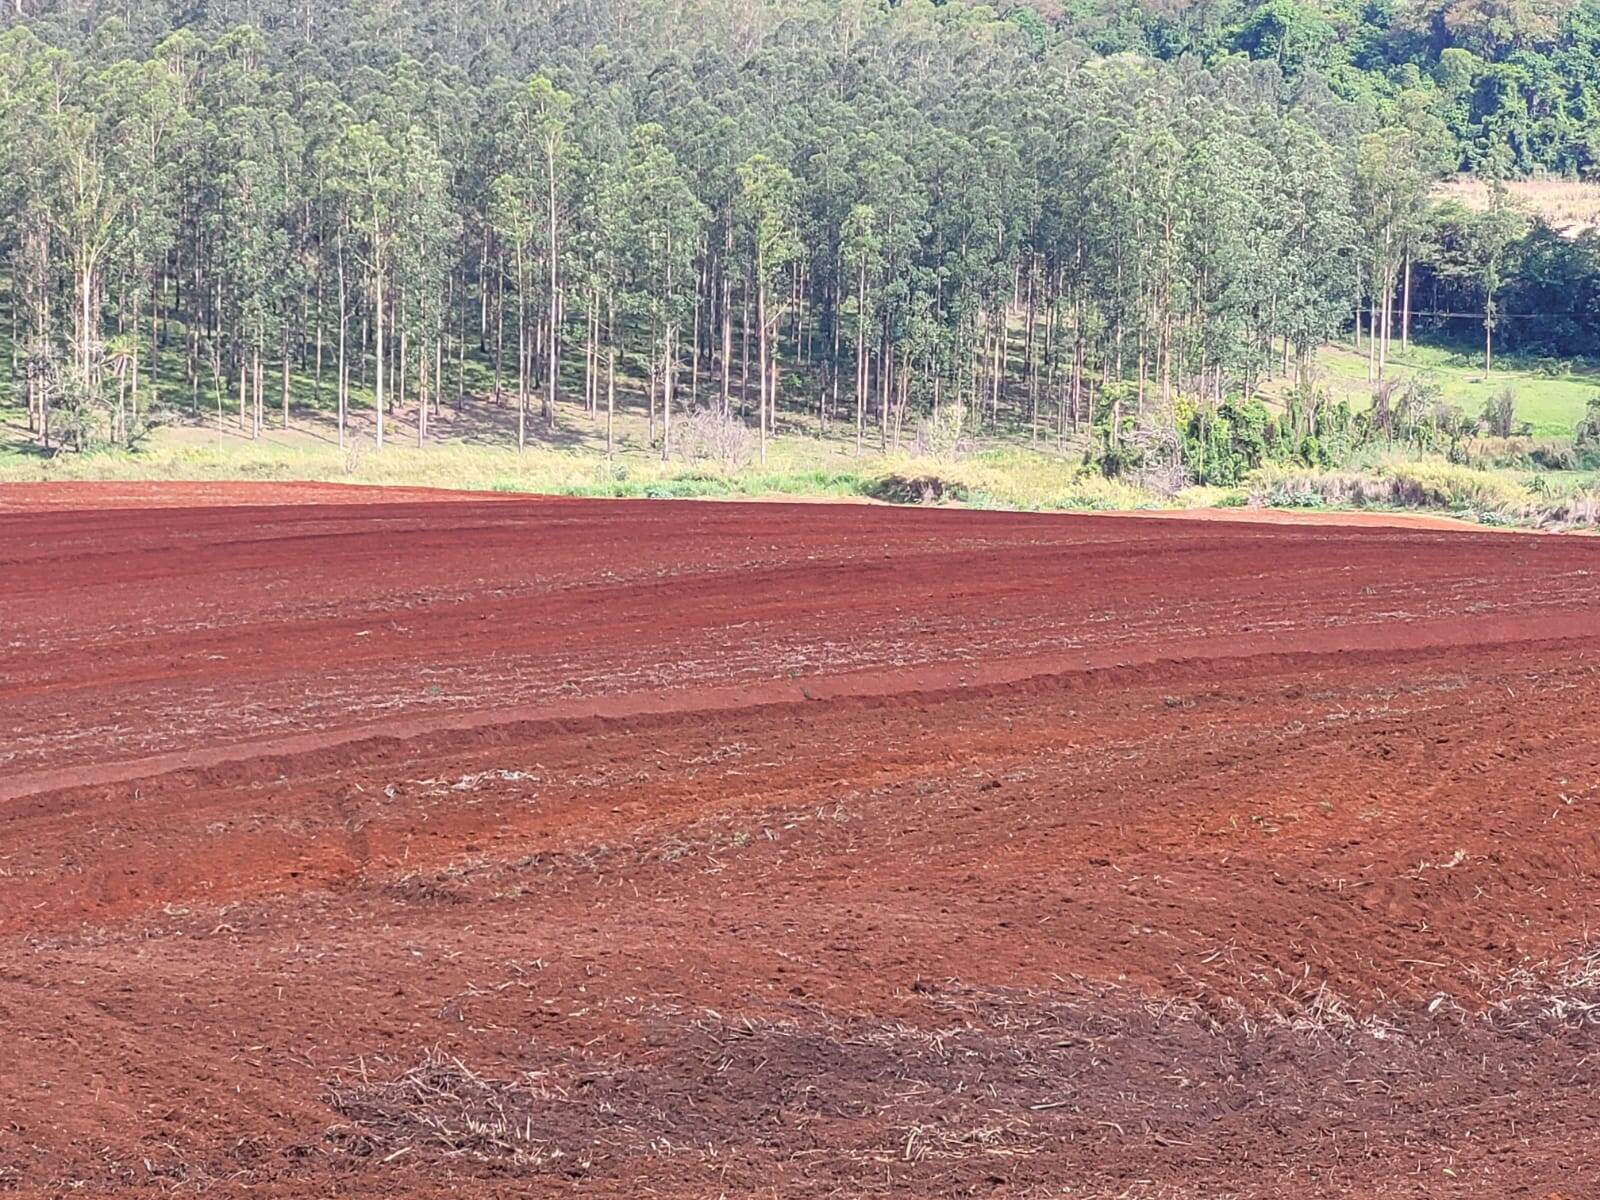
[864,473,969,505]
[672,407,755,472]
[1574,398,1600,469]
[1457,435,1577,470]
[912,401,975,464]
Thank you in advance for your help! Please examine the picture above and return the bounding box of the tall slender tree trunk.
[663,231,676,459]
[517,287,527,453]
[989,313,1002,422]
[398,319,408,414]
[313,275,324,406]
[456,271,468,411]
[253,343,263,438]
[417,336,428,447]
[1401,252,1412,353]
[280,323,290,429]
[740,282,750,417]
[1365,288,1377,384]
[78,263,94,382]
[880,333,891,449]
[691,252,702,406]
[493,257,505,402]
[375,266,386,450]
[545,156,559,429]
[583,288,596,419]
[606,289,616,456]
[757,270,769,465]
[720,251,732,416]
[1377,278,1390,380]
[854,263,867,454]
[479,226,491,352]
[662,327,675,461]
[828,278,840,433]
[337,233,348,452]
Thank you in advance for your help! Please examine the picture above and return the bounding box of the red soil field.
[2,482,1598,1199]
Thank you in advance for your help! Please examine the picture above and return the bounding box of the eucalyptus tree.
[616,125,706,459]
[831,137,924,447]
[488,75,572,446]
[391,127,458,444]
[1265,115,1357,389]
[1468,183,1531,375]
[1355,126,1433,379]
[97,55,187,427]
[47,90,122,403]
[23,47,190,443]
[0,29,68,442]
[1182,108,1274,400]
[736,151,801,463]
[564,79,631,446]
[324,118,405,448]
[290,80,352,408]
[489,124,540,450]
[526,74,572,430]
[212,99,294,438]
[840,201,881,451]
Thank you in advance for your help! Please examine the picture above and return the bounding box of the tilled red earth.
[2,482,1598,1199]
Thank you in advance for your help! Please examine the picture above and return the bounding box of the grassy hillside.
[1288,342,1600,437]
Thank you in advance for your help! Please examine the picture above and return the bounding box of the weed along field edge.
[1,483,1597,1198]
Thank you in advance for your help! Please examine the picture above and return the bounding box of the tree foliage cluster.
[1415,200,1600,358]
[0,0,1589,465]
[1022,0,1600,177]
[1097,371,1544,488]
[1,0,1365,456]
[14,0,1600,172]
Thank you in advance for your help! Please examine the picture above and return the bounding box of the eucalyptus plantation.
[1,0,1562,460]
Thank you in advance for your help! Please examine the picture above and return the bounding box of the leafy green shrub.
[864,473,968,504]
[1575,396,1600,468]
[1089,383,1142,478]
[1178,396,1273,486]
[641,474,735,499]
[1297,434,1327,467]
[1482,387,1517,438]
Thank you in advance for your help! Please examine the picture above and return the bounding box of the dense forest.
[3,0,1600,462]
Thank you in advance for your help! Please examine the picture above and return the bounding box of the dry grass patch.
[1436,175,1600,235]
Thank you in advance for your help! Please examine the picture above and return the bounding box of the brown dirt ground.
[2,482,1597,1199]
